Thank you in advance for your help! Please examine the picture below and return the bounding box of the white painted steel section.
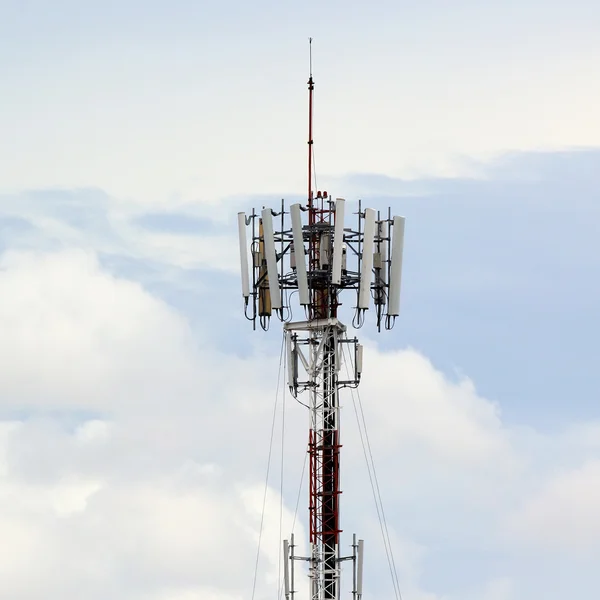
[237,212,250,298]
[388,215,405,316]
[358,208,376,309]
[290,203,310,305]
[331,198,346,285]
[284,318,346,332]
[261,208,282,309]
[308,324,341,600]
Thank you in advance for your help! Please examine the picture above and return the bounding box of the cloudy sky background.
[1,1,599,599]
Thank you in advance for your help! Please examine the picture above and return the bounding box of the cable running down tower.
[237,40,406,600]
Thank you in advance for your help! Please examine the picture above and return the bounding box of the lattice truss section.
[284,319,360,600]
[308,325,340,600]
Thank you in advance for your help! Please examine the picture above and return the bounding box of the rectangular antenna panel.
[356,343,363,378]
[357,539,364,597]
[286,334,297,392]
[290,203,310,305]
[331,198,346,285]
[388,215,405,316]
[358,208,376,309]
[261,208,282,310]
[283,540,290,599]
[237,212,250,298]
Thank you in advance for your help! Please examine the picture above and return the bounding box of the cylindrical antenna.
[307,37,314,206]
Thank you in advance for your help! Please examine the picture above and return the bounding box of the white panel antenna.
[357,539,364,598]
[331,198,346,285]
[356,343,363,379]
[319,234,330,268]
[358,208,376,309]
[237,212,250,298]
[286,334,297,393]
[290,203,310,305]
[387,215,405,317]
[261,208,282,310]
[283,540,290,599]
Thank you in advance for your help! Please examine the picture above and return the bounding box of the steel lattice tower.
[237,40,405,600]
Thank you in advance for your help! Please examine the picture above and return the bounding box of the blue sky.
[0,1,599,599]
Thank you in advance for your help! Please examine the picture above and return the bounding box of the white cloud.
[0,195,597,599]
[0,248,306,599]
[0,418,298,600]
[0,191,241,276]
[0,249,200,413]
[508,460,600,553]
[1,17,599,206]
[359,347,512,466]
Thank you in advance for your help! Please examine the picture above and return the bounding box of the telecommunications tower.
[237,40,405,600]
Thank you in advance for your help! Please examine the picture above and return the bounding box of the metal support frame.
[285,319,344,599]
[240,193,405,599]
[238,49,406,600]
[283,316,363,600]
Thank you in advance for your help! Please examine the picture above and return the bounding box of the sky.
[0,1,599,599]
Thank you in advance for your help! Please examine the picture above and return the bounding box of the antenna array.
[237,43,406,600]
[238,197,405,332]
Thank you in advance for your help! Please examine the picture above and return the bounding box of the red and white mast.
[308,37,314,209]
[237,40,406,600]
